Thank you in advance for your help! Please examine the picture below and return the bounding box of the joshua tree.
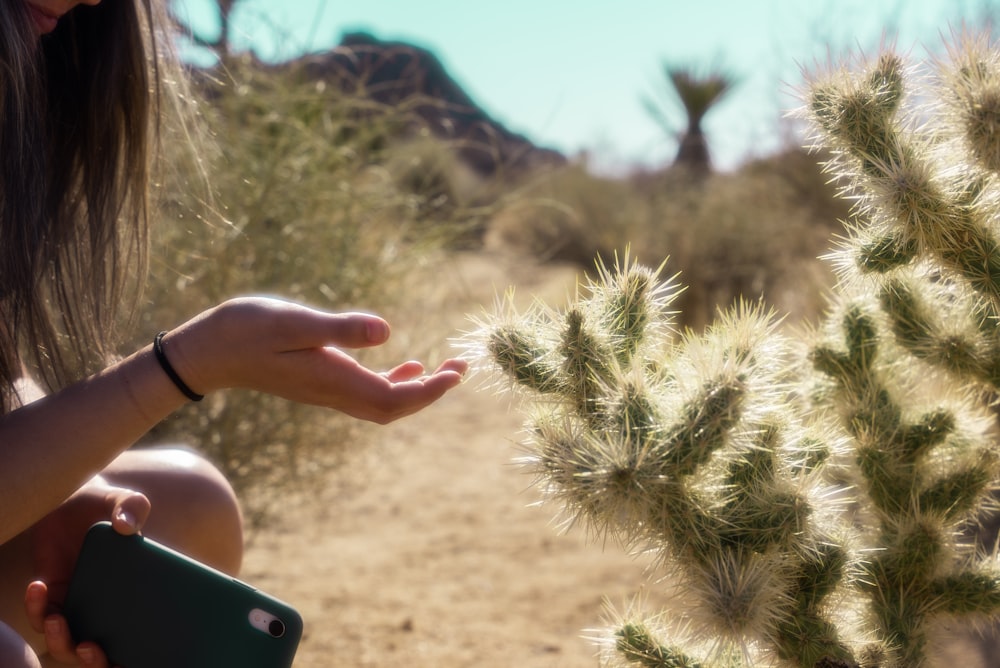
[642,64,736,174]
[464,32,1000,668]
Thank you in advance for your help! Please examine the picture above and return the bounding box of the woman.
[1,1,468,666]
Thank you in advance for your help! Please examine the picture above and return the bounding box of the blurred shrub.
[487,147,847,329]
[485,163,624,265]
[136,57,459,521]
[653,149,848,328]
[380,132,501,248]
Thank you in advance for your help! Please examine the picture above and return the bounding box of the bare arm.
[0,297,467,545]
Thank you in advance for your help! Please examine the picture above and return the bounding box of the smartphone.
[63,522,302,668]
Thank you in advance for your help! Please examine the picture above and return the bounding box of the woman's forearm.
[0,344,188,544]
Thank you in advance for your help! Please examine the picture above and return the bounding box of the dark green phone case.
[64,522,302,668]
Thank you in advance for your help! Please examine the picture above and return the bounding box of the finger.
[384,360,426,383]
[384,359,468,384]
[76,641,111,667]
[314,313,389,349]
[417,366,467,394]
[366,368,468,423]
[435,358,470,377]
[42,614,79,664]
[25,581,49,633]
[274,306,390,351]
[109,489,151,536]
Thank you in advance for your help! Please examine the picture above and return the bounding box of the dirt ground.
[238,251,995,668]
[240,251,667,668]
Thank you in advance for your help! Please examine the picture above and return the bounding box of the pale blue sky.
[172,0,995,173]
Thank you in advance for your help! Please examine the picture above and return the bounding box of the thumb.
[305,311,390,350]
[108,488,152,536]
[267,303,390,351]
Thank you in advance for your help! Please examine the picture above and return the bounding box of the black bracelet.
[153,331,204,402]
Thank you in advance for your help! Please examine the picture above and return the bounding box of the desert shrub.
[649,153,846,329]
[466,32,1000,667]
[484,162,626,265]
[137,56,453,520]
[380,133,501,247]
[487,148,845,329]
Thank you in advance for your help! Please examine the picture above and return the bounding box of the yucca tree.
[643,64,737,174]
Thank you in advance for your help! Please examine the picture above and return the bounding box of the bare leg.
[101,447,244,574]
[0,620,41,668]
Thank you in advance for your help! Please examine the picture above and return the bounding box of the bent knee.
[0,622,41,668]
[104,447,244,574]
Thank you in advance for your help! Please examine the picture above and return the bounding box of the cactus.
[460,32,1000,668]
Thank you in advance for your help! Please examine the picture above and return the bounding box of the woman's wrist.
[153,331,204,402]
[156,301,240,398]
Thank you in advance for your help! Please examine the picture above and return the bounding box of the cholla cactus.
[461,32,1000,668]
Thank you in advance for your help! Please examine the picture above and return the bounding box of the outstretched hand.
[164,297,468,423]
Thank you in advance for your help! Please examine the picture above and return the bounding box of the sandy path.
[240,252,662,667]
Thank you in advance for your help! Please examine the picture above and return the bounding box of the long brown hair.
[0,0,170,410]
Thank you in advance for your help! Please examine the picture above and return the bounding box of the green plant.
[463,32,1000,667]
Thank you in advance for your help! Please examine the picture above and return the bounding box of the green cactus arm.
[938,229,1000,305]
[854,445,913,517]
[724,427,779,488]
[940,34,1000,174]
[614,623,706,668]
[717,426,814,553]
[810,54,906,180]
[717,487,808,553]
[663,379,746,477]
[600,266,655,367]
[861,551,936,668]
[559,308,617,419]
[926,570,1000,616]
[792,540,851,612]
[811,307,880,383]
[608,381,663,441]
[590,252,679,369]
[917,452,996,521]
[898,410,955,459]
[787,435,832,475]
[770,540,857,667]
[772,615,856,668]
[487,325,562,394]
[879,280,992,382]
[856,231,919,274]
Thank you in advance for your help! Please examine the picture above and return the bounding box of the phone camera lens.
[268,619,286,638]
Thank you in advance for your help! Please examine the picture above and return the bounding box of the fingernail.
[78,646,96,664]
[44,617,61,636]
[117,509,138,531]
[366,320,389,342]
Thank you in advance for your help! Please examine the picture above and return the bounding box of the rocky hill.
[294,32,567,176]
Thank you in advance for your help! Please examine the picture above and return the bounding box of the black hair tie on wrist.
[153,331,204,402]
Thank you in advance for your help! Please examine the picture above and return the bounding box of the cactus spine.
[462,32,1000,668]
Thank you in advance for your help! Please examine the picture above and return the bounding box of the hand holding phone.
[63,522,302,668]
